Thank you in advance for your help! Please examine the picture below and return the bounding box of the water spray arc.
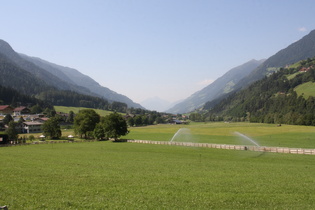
[234,132,260,147]
[170,128,184,142]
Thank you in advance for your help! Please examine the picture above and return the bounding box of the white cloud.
[198,79,214,86]
[298,27,307,32]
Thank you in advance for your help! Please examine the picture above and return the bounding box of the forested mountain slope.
[166,59,264,114]
[19,54,143,109]
[234,29,315,91]
[0,39,142,109]
[205,57,315,125]
[202,29,315,112]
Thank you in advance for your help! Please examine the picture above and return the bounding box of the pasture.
[1,141,315,209]
[54,106,115,116]
[126,122,315,148]
[1,122,315,209]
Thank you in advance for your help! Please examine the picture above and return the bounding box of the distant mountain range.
[167,29,315,114]
[140,97,183,112]
[166,59,265,113]
[0,39,143,109]
[204,56,315,126]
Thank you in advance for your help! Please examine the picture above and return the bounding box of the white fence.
[127,140,315,155]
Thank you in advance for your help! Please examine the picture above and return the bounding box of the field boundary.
[127,140,315,155]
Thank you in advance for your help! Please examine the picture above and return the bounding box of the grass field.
[126,122,315,148]
[54,106,115,116]
[1,141,315,209]
[294,81,315,99]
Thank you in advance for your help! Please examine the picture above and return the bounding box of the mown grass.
[126,122,315,148]
[54,106,115,116]
[1,141,315,209]
[294,81,315,99]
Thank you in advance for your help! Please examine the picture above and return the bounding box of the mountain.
[0,40,91,95]
[19,54,143,109]
[166,59,265,114]
[140,97,178,112]
[0,39,143,109]
[234,29,315,91]
[179,29,315,114]
[205,57,315,126]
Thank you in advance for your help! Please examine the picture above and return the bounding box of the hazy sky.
[1,0,315,104]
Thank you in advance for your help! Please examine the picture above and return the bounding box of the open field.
[126,122,315,148]
[54,106,115,116]
[294,81,315,99]
[1,141,315,209]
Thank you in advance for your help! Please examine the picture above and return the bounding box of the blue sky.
[1,0,315,104]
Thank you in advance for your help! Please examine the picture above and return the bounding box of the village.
[0,105,189,136]
[0,105,69,134]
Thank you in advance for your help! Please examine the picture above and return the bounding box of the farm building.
[13,106,31,116]
[23,121,43,133]
[0,105,14,115]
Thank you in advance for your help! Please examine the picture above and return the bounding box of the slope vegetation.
[205,57,315,126]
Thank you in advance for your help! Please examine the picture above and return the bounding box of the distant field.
[294,81,315,99]
[126,122,315,148]
[1,141,315,209]
[54,106,115,116]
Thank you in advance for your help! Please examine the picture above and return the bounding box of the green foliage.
[74,109,100,139]
[5,121,18,141]
[1,142,315,209]
[42,117,62,139]
[3,114,13,125]
[94,113,129,140]
[102,113,129,141]
[30,104,43,114]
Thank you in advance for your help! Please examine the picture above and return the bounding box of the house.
[0,105,14,115]
[34,117,49,123]
[13,106,31,116]
[23,121,43,133]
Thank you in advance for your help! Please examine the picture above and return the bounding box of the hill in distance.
[169,29,315,114]
[0,39,143,109]
[234,29,315,92]
[140,97,184,112]
[205,57,315,126]
[166,59,265,114]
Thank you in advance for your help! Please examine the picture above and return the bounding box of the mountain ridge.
[0,39,143,109]
[166,59,265,114]
[19,54,143,108]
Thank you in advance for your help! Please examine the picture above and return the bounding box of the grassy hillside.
[54,106,116,116]
[294,81,315,99]
[1,141,315,209]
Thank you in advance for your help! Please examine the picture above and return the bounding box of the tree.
[30,104,43,114]
[18,116,25,124]
[6,121,18,142]
[66,111,75,123]
[3,114,13,125]
[42,117,62,139]
[95,112,129,141]
[74,109,100,138]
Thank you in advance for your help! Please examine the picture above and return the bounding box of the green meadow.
[54,106,115,116]
[1,122,315,209]
[126,122,315,148]
[1,141,315,209]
